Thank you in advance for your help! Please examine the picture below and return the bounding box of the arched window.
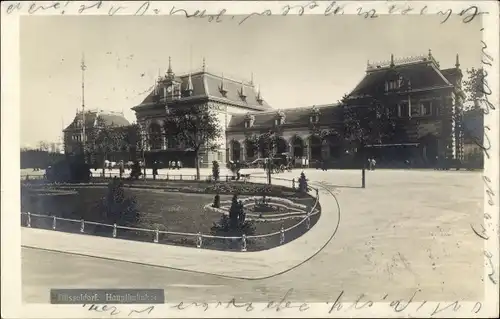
[231,140,241,162]
[292,136,305,157]
[309,135,322,161]
[148,122,163,150]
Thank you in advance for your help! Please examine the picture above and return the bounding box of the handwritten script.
[3,1,488,25]
[83,289,486,316]
[469,30,498,288]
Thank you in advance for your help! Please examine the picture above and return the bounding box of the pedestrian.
[152,161,158,180]
[371,158,377,171]
[119,160,125,179]
[368,157,373,171]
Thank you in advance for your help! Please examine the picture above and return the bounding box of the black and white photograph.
[1,1,499,318]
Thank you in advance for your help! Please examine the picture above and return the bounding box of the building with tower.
[131,57,271,168]
[226,50,466,168]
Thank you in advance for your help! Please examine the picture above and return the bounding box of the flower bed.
[21,180,320,251]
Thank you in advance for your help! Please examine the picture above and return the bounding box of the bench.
[240,174,251,182]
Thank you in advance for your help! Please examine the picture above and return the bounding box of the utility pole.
[80,53,87,161]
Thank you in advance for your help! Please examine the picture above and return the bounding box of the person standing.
[371,158,377,171]
[152,161,159,180]
[119,160,125,179]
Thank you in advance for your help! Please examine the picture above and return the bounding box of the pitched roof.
[133,71,272,112]
[227,103,342,131]
[349,55,454,98]
[64,111,130,132]
[440,67,462,84]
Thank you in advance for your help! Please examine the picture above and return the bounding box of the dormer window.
[239,89,247,101]
[310,105,320,124]
[275,110,285,126]
[385,79,400,91]
[244,113,255,128]
[219,86,228,97]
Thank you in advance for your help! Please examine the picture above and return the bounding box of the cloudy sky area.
[20,15,482,147]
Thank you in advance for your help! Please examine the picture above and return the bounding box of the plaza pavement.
[22,169,484,303]
[21,171,340,280]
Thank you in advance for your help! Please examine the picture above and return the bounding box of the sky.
[20,14,482,148]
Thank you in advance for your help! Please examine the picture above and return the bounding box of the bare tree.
[163,104,223,180]
[85,117,127,177]
[37,140,50,152]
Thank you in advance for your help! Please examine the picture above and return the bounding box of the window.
[218,151,223,162]
[386,80,399,91]
[421,101,432,116]
[399,102,409,117]
[411,103,420,117]
[310,115,319,124]
[275,118,282,126]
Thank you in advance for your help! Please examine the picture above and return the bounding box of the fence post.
[280,225,285,245]
[80,219,85,233]
[180,174,183,180]
[196,232,202,248]
[52,216,56,230]
[292,178,295,189]
[27,212,31,228]
[167,173,169,180]
[154,229,159,243]
[241,234,247,252]
[193,175,196,180]
[113,224,117,238]
[226,175,229,182]
[306,213,311,230]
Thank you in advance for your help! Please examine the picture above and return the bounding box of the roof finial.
[219,72,227,96]
[390,54,395,67]
[202,57,206,72]
[256,84,263,104]
[250,72,254,85]
[167,56,174,78]
[428,49,432,59]
[455,53,460,68]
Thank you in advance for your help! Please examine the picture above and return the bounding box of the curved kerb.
[21,178,341,280]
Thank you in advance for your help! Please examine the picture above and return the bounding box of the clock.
[167,86,173,93]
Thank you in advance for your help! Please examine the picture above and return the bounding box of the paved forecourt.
[21,174,340,280]
[22,169,485,303]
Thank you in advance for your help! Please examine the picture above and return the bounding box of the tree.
[37,140,50,152]
[163,104,223,180]
[85,117,127,177]
[258,130,280,159]
[463,67,486,111]
[244,134,259,159]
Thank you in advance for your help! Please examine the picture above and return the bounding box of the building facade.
[226,51,466,168]
[131,58,271,168]
[63,109,131,165]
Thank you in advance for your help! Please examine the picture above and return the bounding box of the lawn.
[21,182,320,251]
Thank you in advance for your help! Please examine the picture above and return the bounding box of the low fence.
[20,175,320,252]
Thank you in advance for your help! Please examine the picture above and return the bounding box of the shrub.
[298,172,308,193]
[100,177,139,226]
[212,194,221,208]
[212,161,220,181]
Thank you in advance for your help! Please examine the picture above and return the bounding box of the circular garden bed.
[20,179,321,251]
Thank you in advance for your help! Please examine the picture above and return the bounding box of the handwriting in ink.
[471,301,482,313]
[324,1,345,16]
[78,1,103,14]
[357,7,378,18]
[484,250,498,285]
[327,290,344,313]
[483,175,495,206]
[263,288,309,312]
[348,293,373,310]
[27,1,63,14]
[238,9,272,25]
[170,6,226,23]
[134,1,149,16]
[438,6,488,24]
[83,304,120,316]
[471,223,489,240]
[128,305,155,316]
[282,1,319,16]
[172,301,210,312]
[390,289,419,312]
[430,300,462,316]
